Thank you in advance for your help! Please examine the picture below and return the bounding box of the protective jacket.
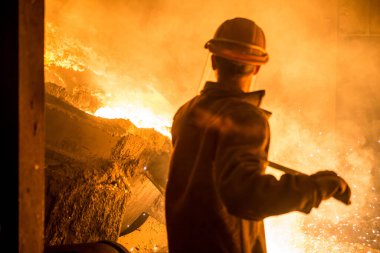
[165,82,323,253]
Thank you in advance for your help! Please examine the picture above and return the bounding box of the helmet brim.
[205,39,269,65]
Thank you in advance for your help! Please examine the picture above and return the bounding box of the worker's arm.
[214,106,349,220]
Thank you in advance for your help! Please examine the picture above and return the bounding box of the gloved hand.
[310,170,351,205]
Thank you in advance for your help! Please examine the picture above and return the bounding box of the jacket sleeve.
[215,107,323,220]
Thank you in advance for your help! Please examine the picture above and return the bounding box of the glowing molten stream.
[94,105,172,138]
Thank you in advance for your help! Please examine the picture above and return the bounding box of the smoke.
[45,0,380,252]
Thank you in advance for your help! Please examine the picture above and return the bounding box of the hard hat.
[204,17,269,65]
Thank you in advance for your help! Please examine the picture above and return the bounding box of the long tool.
[268,161,306,175]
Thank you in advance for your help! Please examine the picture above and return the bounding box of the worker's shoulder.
[210,100,268,137]
[173,95,200,119]
[211,98,269,132]
[220,97,268,119]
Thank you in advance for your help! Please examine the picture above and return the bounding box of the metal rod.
[268,161,306,175]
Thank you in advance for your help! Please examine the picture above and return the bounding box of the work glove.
[310,170,351,205]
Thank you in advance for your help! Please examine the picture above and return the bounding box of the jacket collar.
[201,81,266,107]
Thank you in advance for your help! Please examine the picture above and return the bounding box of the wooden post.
[19,0,45,252]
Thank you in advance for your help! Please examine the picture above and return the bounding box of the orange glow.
[44,2,379,251]
[45,22,380,251]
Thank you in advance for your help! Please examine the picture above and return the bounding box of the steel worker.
[165,17,351,253]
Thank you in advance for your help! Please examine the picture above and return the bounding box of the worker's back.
[165,82,269,253]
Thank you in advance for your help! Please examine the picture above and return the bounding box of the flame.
[44,23,88,72]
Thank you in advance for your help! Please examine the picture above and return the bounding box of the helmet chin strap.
[197,51,213,94]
